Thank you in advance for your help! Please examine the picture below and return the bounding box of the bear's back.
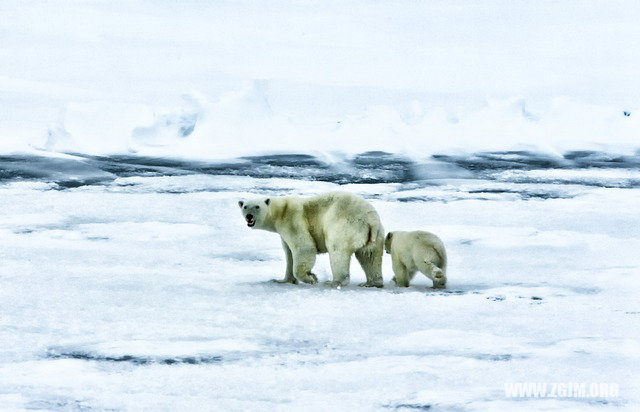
[303,192,374,222]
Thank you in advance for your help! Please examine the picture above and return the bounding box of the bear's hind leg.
[327,250,352,287]
[355,247,384,288]
[418,260,446,289]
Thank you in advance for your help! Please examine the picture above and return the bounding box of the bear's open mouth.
[247,220,255,227]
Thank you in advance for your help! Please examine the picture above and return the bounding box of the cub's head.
[384,232,394,254]
[238,198,270,229]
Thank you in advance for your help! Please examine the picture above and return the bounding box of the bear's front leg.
[392,258,410,287]
[292,247,318,284]
[272,239,298,284]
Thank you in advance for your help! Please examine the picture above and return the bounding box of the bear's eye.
[243,206,247,210]
[256,206,260,209]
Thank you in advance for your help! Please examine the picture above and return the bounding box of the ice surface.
[1,155,639,410]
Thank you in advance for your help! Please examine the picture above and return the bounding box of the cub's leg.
[272,239,298,284]
[392,258,411,287]
[417,259,446,289]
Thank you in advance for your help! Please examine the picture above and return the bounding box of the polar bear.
[238,191,384,287]
[385,230,447,288]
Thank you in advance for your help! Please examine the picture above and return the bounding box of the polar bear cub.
[385,230,447,288]
[239,191,385,287]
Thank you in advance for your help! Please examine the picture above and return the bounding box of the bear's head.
[384,232,393,254]
[238,198,270,229]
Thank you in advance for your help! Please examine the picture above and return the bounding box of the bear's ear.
[238,200,244,208]
[264,198,270,206]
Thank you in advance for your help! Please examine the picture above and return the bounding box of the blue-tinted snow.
[2,150,639,190]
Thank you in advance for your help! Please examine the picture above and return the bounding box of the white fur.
[385,230,447,288]
[239,191,384,287]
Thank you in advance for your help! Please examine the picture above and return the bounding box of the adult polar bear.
[239,191,384,287]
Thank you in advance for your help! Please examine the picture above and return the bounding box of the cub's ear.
[238,200,244,208]
[264,198,270,206]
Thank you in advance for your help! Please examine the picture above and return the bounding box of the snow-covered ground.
[1,1,640,158]
[2,1,640,410]
[0,154,639,410]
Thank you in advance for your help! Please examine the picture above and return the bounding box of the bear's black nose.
[246,214,254,220]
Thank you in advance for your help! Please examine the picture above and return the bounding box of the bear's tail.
[365,212,381,247]
[366,225,376,246]
[426,246,447,273]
